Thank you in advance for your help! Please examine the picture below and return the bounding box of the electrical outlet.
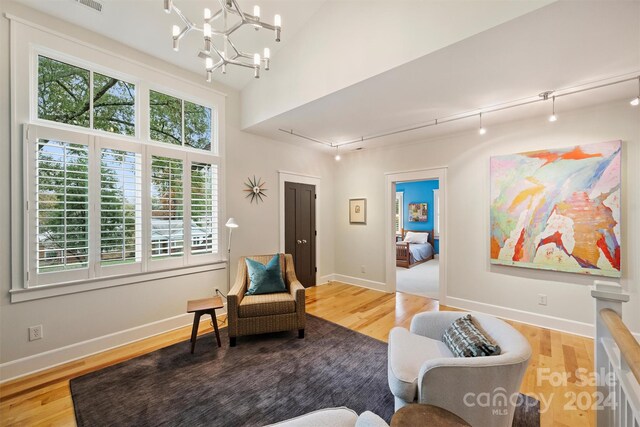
[538,294,547,306]
[29,325,43,341]
[361,265,366,273]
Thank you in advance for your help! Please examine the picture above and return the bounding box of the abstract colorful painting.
[490,141,621,277]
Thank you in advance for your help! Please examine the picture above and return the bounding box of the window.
[395,191,404,235]
[150,156,184,258]
[100,148,142,266]
[433,189,440,237]
[150,90,213,151]
[38,56,90,128]
[36,139,89,273]
[37,55,136,136]
[190,162,218,254]
[13,39,224,301]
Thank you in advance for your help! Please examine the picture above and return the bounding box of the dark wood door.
[284,182,316,287]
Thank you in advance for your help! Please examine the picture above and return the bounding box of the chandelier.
[164,0,281,80]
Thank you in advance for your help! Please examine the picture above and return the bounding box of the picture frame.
[408,202,427,222]
[349,198,367,224]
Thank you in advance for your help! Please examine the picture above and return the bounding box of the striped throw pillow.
[442,315,501,357]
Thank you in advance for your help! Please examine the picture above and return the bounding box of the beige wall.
[333,101,639,335]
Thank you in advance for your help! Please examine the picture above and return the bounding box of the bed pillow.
[403,231,429,244]
[442,314,501,357]
[245,255,287,296]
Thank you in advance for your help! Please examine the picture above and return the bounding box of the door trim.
[384,167,447,303]
[279,171,321,285]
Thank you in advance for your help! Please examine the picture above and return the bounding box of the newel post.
[591,280,630,426]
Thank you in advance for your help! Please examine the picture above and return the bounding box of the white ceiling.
[16,0,326,90]
[16,0,640,152]
[245,0,640,152]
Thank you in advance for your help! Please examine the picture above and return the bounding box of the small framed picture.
[349,198,367,224]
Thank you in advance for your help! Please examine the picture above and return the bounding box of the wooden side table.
[391,404,470,427]
[187,296,224,354]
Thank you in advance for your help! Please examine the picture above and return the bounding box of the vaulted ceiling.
[16,0,640,152]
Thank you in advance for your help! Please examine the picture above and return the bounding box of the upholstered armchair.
[388,311,531,427]
[227,254,306,346]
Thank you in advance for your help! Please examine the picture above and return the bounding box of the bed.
[396,229,435,268]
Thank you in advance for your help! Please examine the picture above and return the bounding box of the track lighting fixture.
[478,113,487,135]
[335,146,341,161]
[549,96,558,122]
[631,77,640,106]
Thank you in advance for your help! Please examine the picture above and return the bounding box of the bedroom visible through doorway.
[395,179,440,299]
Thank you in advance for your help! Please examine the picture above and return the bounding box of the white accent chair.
[387,312,532,427]
[266,407,389,427]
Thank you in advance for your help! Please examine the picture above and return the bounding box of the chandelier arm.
[228,0,246,21]
[172,5,196,30]
[226,39,253,59]
[205,9,224,24]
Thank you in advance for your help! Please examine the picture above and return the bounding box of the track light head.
[478,113,486,135]
[549,114,557,122]
[631,97,640,107]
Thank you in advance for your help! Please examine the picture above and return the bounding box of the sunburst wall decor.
[244,176,267,204]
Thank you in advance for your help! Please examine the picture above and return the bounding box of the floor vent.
[74,0,103,12]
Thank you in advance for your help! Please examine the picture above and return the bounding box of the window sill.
[10,261,227,303]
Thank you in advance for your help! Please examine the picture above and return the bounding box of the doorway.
[385,167,447,302]
[284,181,316,287]
[394,179,440,299]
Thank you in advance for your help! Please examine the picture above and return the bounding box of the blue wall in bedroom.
[396,179,440,253]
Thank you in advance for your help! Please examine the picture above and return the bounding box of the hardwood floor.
[0,282,594,426]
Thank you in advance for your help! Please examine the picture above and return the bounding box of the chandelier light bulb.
[204,8,211,19]
[274,14,281,28]
[164,0,172,13]
[203,23,212,38]
[335,147,341,161]
[172,25,180,37]
[254,53,261,66]
[264,47,270,59]
[335,154,341,161]
[253,5,260,19]
[205,57,213,69]
[206,70,212,83]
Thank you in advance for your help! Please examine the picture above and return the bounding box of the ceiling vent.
[73,0,103,12]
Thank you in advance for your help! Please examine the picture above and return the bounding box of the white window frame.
[9,18,226,302]
[395,191,404,235]
[31,47,141,141]
[433,189,440,238]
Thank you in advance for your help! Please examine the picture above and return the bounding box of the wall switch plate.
[361,265,366,273]
[29,325,43,341]
[538,294,547,306]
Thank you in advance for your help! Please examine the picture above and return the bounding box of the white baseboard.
[0,307,226,383]
[317,275,334,285]
[331,274,392,293]
[446,296,595,338]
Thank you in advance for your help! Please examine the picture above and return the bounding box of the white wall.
[0,2,334,381]
[333,101,640,336]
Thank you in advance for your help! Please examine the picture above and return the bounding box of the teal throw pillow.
[245,255,287,296]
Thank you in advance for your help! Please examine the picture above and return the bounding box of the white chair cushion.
[387,326,453,402]
[266,407,358,427]
[355,411,390,427]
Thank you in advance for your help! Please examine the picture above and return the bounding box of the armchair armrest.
[284,254,306,327]
[227,258,247,337]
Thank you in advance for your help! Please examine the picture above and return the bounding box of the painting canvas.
[349,198,366,224]
[408,203,427,222]
[490,141,621,278]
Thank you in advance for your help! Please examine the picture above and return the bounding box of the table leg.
[210,309,222,347]
[190,312,202,354]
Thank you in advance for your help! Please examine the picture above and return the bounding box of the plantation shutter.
[190,162,218,255]
[100,148,142,266]
[36,139,90,275]
[150,155,184,259]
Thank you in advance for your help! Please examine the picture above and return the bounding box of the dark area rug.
[70,315,539,427]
